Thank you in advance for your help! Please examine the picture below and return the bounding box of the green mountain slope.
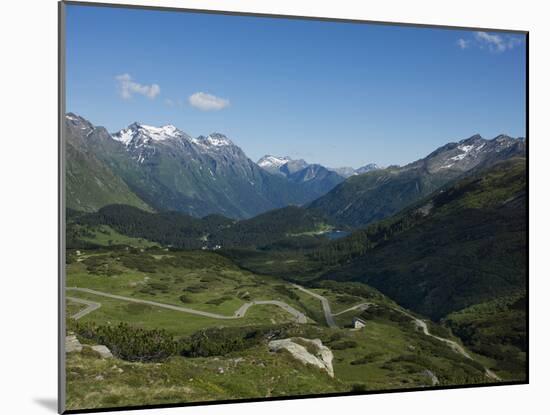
[318,157,527,320]
[65,114,152,212]
[444,294,526,377]
[308,135,525,228]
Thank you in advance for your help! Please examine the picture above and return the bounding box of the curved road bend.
[66,287,307,323]
[291,284,337,328]
[290,284,501,381]
[67,296,102,320]
[392,307,501,381]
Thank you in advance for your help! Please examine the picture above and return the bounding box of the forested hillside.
[317,157,527,320]
[70,204,332,250]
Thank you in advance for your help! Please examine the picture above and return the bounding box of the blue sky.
[66,4,526,168]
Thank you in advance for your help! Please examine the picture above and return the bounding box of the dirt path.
[66,287,307,323]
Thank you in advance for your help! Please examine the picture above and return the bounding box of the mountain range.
[308,134,526,228]
[257,154,380,179]
[66,114,340,218]
[257,155,347,197]
[65,113,525,229]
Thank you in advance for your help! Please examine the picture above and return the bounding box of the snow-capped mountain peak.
[112,122,190,146]
[355,163,380,174]
[257,155,292,168]
[431,134,524,171]
[192,133,233,148]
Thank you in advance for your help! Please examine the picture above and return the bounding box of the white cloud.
[188,92,230,111]
[116,73,160,99]
[475,31,508,52]
[457,38,469,49]
[458,32,523,53]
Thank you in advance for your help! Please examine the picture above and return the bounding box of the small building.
[352,317,366,329]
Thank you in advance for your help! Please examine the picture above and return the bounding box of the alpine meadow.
[62,4,527,412]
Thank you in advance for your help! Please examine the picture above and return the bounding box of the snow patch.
[450,153,467,161]
[458,144,475,153]
[258,155,292,168]
[113,123,188,146]
[113,128,135,145]
[192,134,233,148]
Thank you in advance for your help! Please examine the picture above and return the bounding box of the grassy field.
[65,247,512,411]
[65,305,495,411]
[73,224,158,248]
[66,248,326,331]
[66,343,346,411]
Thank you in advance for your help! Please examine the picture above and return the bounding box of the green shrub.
[179,294,191,303]
[185,283,208,293]
[120,254,157,273]
[273,285,300,301]
[205,296,232,306]
[82,256,118,276]
[74,322,178,362]
[180,325,289,357]
[148,282,169,292]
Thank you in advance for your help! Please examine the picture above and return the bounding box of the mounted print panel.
[59,1,528,413]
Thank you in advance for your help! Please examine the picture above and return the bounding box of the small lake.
[323,230,351,240]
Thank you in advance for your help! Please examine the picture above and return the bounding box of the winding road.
[67,284,500,381]
[400,308,501,381]
[66,287,307,323]
[291,284,501,381]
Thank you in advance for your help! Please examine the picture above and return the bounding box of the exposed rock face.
[268,338,334,377]
[65,335,82,353]
[91,345,113,359]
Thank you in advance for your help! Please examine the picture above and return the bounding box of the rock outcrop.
[91,345,113,359]
[65,335,82,353]
[268,337,334,377]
